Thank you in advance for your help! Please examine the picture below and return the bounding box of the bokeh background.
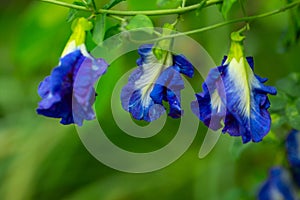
[1,0,300,199]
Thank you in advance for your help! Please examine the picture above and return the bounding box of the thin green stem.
[236,23,249,34]
[109,15,126,22]
[39,0,222,16]
[182,0,186,8]
[91,0,97,11]
[173,0,186,27]
[39,0,300,43]
[153,0,300,41]
[40,0,93,11]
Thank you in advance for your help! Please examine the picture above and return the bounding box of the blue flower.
[191,32,276,143]
[258,167,298,200]
[286,129,300,187]
[287,130,300,167]
[121,44,194,122]
[37,18,108,126]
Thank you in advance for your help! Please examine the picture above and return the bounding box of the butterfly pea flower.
[258,167,298,200]
[191,31,277,143]
[121,44,194,122]
[37,18,108,126]
[286,129,300,187]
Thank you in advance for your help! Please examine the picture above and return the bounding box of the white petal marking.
[211,90,223,113]
[227,58,257,117]
[134,52,170,107]
[61,40,77,57]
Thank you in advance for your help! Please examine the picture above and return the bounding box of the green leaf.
[296,98,300,111]
[286,104,300,130]
[196,0,208,16]
[126,15,154,34]
[278,27,297,53]
[86,0,93,5]
[66,9,78,23]
[269,91,289,111]
[271,113,288,130]
[104,25,121,39]
[290,4,300,42]
[103,25,122,49]
[276,73,300,97]
[278,4,300,52]
[85,30,97,50]
[92,14,107,45]
[221,0,238,19]
[265,130,281,143]
[66,2,86,23]
[103,0,126,9]
[156,0,181,8]
[153,23,175,61]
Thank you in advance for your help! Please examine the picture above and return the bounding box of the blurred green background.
[0,0,300,199]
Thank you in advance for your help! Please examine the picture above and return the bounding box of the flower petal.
[286,130,300,167]
[37,50,84,124]
[151,67,184,118]
[121,44,194,122]
[73,57,108,125]
[191,67,226,130]
[258,167,298,200]
[221,57,276,142]
[286,130,300,187]
[192,56,276,143]
[51,50,84,94]
[121,45,167,121]
[37,48,108,126]
[172,54,194,78]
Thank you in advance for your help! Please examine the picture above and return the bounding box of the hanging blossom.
[257,130,300,199]
[286,129,300,187]
[191,31,277,143]
[37,18,108,126]
[257,167,298,200]
[121,44,194,122]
